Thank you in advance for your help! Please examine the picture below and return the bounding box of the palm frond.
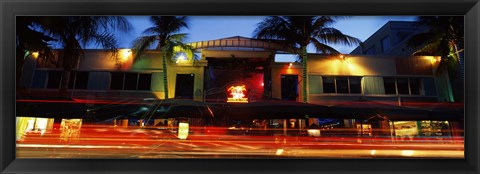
[310,38,340,54]
[131,35,158,61]
[314,27,361,46]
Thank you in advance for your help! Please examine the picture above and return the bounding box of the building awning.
[16,99,463,121]
[16,100,87,118]
[16,99,216,120]
[223,100,329,119]
[84,99,216,120]
[327,101,463,121]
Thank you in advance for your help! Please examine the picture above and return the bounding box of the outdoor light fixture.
[175,51,188,64]
[339,54,348,62]
[423,56,442,64]
[288,62,293,69]
[31,51,39,59]
[118,49,132,62]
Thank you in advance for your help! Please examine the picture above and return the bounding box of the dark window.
[138,73,152,90]
[322,76,335,93]
[349,76,362,94]
[110,72,124,90]
[124,73,138,90]
[423,78,437,96]
[32,70,48,88]
[46,71,62,89]
[74,72,89,89]
[384,77,396,94]
[336,77,349,93]
[381,36,390,53]
[68,72,75,89]
[409,78,420,95]
[396,32,413,44]
[396,78,409,94]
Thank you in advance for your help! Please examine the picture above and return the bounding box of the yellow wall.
[271,63,302,101]
[166,60,206,101]
[307,55,398,76]
[66,50,206,101]
[270,54,439,102]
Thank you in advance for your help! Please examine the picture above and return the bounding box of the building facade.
[16,36,463,139]
[350,21,427,56]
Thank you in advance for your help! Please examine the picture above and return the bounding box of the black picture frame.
[1,0,479,173]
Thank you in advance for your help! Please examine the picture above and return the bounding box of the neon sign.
[227,85,248,103]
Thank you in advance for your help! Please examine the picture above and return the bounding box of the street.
[16,124,464,158]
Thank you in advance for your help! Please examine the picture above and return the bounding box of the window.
[409,78,421,95]
[110,72,124,90]
[110,72,152,91]
[46,71,62,89]
[383,77,396,94]
[396,31,413,44]
[383,77,436,96]
[138,74,152,90]
[396,78,409,95]
[423,78,437,96]
[124,73,138,90]
[349,76,362,94]
[322,76,362,94]
[336,77,349,93]
[322,76,335,93]
[32,70,48,88]
[381,35,390,53]
[68,71,89,89]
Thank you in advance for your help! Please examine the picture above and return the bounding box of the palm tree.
[407,16,464,101]
[253,16,361,103]
[16,16,56,87]
[407,16,464,76]
[36,16,132,97]
[131,16,193,99]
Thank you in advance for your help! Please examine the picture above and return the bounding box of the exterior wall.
[307,54,398,76]
[20,50,207,101]
[270,54,443,104]
[22,49,450,104]
[270,63,302,100]
[166,62,206,101]
[350,21,427,56]
[201,50,272,59]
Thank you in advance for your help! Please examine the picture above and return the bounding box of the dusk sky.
[118,16,418,55]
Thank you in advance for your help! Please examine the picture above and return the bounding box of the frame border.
[1,0,479,174]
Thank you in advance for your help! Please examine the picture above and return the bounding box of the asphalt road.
[16,125,464,158]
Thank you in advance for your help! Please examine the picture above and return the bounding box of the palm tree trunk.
[301,46,308,103]
[162,52,169,99]
[59,49,74,98]
[60,70,71,97]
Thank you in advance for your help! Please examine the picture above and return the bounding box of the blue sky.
[119,16,418,54]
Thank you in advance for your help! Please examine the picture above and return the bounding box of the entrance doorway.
[281,75,298,101]
[175,74,195,99]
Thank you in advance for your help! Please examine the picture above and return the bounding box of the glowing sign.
[227,85,248,103]
[178,122,189,140]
